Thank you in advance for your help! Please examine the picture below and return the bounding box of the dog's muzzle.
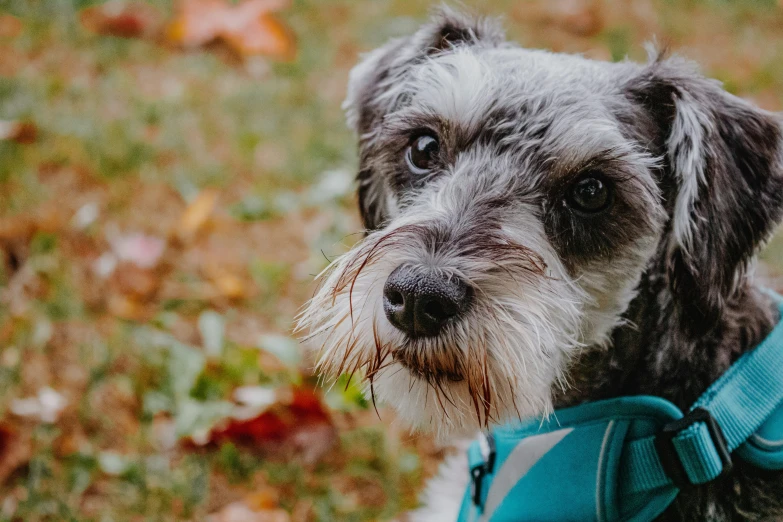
[382,264,471,338]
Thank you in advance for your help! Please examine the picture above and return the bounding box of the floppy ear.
[343,7,506,230]
[629,55,783,331]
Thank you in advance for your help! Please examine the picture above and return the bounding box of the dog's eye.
[567,176,612,214]
[406,135,439,174]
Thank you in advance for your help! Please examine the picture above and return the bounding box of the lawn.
[1,0,783,521]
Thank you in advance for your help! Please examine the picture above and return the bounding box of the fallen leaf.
[178,189,219,242]
[198,310,226,358]
[0,424,31,485]
[71,202,100,230]
[167,0,296,60]
[307,169,353,205]
[257,334,301,368]
[204,387,336,463]
[80,1,162,38]
[107,294,147,320]
[110,233,166,269]
[0,14,23,39]
[0,120,37,144]
[208,269,246,300]
[10,387,67,423]
[233,386,277,409]
[207,501,289,522]
[543,0,604,37]
[93,253,118,278]
[244,487,280,511]
[98,451,132,476]
[112,263,160,300]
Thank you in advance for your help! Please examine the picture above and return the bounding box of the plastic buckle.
[654,407,733,489]
[470,433,496,507]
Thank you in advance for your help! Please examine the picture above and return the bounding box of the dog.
[297,7,783,521]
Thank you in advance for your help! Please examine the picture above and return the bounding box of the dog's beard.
[297,219,585,439]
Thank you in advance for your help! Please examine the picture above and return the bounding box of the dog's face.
[298,9,783,438]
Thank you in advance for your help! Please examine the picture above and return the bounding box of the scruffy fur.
[298,7,783,521]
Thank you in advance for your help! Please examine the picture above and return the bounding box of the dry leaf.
[9,387,67,423]
[0,424,31,485]
[203,387,336,463]
[112,263,161,300]
[207,501,289,522]
[0,14,23,39]
[208,269,246,300]
[544,0,604,37]
[244,487,280,511]
[110,233,166,269]
[167,0,296,60]
[80,1,162,38]
[107,294,147,320]
[178,189,219,241]
[0,120,37,144]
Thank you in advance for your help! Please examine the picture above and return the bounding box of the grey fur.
[299,7,783,520]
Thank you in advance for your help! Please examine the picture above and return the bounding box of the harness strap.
[624,297,783,493]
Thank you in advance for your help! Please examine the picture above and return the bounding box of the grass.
[0,0,782,521]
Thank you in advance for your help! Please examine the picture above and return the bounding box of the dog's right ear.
[344,7,505,230]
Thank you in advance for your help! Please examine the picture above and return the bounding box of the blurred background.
[1,1,783,521]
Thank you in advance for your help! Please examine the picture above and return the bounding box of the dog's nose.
[383,265,470,338]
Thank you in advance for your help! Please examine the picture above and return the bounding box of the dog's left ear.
[627,55,783,330]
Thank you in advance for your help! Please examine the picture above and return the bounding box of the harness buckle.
[470,433,496,507]
[654,407,733,489]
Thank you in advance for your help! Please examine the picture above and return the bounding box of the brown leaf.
[244,487,280,511]
[167,0,296,60]
[0,424,31,485]
[546,0,604,37]
[0,120,37,144]
[112,263,161,300]
[107,294,147,321]
[80,1,162,38]
[0,14,23,39]
[207,501,290,522]
[211,271,246,300]
[178,189,219,242]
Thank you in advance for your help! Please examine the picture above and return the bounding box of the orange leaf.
[107,294,147,321]
[244,487,279,511]
[0,14,23,39]
[208,501,289,522]
[167,0,296,60]
[214,273,246,299]
[222,13,295,60]
[178,189,219,241]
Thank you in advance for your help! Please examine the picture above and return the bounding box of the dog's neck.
[556,266,780,411]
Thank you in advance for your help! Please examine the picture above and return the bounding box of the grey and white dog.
[298,7,783,521]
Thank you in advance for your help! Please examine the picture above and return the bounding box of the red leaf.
[80,1,161,38]
[0,424,31,485]
[207,387,335,462]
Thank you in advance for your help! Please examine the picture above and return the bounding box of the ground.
[0,0,783,521]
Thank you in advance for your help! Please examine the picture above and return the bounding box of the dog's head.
[298,8,783,437]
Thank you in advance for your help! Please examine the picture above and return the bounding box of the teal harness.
[457,295,783,522]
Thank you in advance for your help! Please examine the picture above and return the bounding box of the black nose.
[383,265,471,338]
